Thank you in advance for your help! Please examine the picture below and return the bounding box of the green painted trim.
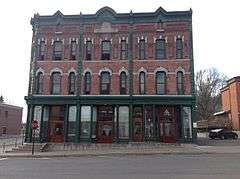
[64,104,69,142]
[90,105,94,142]
[128,104,133,142]
[75,103,81,142]
[39,105,44,142]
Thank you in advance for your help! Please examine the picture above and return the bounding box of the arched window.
[156,39,166,59]
[139,72,145,94]
[177,71,184,94]
[120,72,127,94]
[84,72,91,94]
[51,72,61,94]
[100,72,110,94]
[156,71,166,95]
[176,38,183,59]
[68,72,76,95]
[36,72,43,94]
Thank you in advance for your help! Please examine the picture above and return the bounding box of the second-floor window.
[51,72,61,94]
[101,40,111,60]
[177,71,184,94]
[156,71,166,95]
[176,38,183,59]
[120,72,127,94]
[70,41,77,60]
[53,41,62,60]
[86,41,92,61]
[38,41,45,60]
[36,72,44,94]
[156,39,166,59]
[68,72,76,95]
[139,39,145,60]
[139,72,145,94]
[100,72,110,94]
[120,40,127,60]
[84,72,91,94]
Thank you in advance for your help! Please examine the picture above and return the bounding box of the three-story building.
[25,7,196,143]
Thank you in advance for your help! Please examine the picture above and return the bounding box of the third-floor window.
[139,72,145,94]
[156,39,166,60]
[53,41,63,60]
[101,40,111,60]
[120,72,127,94]
[176,38,183,59]
[68,72,76,95]
[70,41,77,60]
[84,72,91,94]
[120,40,127,60]
[139,39,145,60]
[38,41,45,60]
[100,72,110,94]
[86,41,92,61]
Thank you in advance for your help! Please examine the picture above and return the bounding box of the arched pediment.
[68,68,77,75]
[154,67,168,74]
[175,67,186,75]
[83,68,93,75]
[98,67,113,76]
[50,67,63,75]
[35,68,45,76]
[95,6,116,22]
[118,67,129,76]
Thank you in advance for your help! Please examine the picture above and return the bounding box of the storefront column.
[142,104,145,141]
[192,105,197,143]
[75,103,81,143]
[39,105,44,143]
[129,104,133,142]
[152,104,157,141]
[90,105,93,142]
[64,104,69,143]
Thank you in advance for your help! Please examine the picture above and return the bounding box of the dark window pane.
[176,38,183,59]
[120,72,127,94]
[156,39,165,59]
[139,72,145,94]
[70,41,77,60]
[68,72,75,95]
[38,41,45,60]
[177,71,184,94]
[156,72,166,94]
[139,40,145,60]
[101,41,110,60]
[100,72,110,94]
[52,72,61,94]
[120,40,127,60]
[84,72,91,94]
[86,41,92,60]
[36,72,44,94]
[53,41,62,60]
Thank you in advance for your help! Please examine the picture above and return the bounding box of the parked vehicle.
[209,129,238,140]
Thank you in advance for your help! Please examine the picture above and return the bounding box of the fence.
[0,135,24,153]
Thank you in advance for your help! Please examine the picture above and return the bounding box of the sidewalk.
[1,144,240,158]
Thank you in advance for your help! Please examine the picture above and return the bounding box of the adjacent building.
[0,101,23,136]
[221,76,240,130]
[25,7,196,144]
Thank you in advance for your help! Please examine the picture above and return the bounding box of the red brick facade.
[0,103,22,136]
[221,76,240,130]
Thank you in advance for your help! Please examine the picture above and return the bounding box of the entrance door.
[157,106,176,143]
[97,106,114,143]
[133,106,143,142]
[48,106,65,143]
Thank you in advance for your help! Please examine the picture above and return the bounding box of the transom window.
[100,72,110,94]
[176,38,183,59]
[38,41,45,60]
[156,71,166,95]
[68,72,76,95]
[101,40,111,60]
[139,72,145,94]
[70,40,77,60]
[51,72,61,94]
[156,39,166,59]
[120,72,127,94]
[86,41,92,61]
[36,72,44,94]
[84,72,91,94]
[177,71,184,94]
[139,39,145,60]
[120,40,127,60]
[53,41,63,60]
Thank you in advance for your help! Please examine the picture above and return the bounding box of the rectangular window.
[92,107,97,139]
[86,41,92,61]
[120,40,127,60]
[80,106,91,139]
[176,38,183,59]
[156,39,166,59]
[33,106,42,138]
[101,40,110,60]
[118,106,129,139]
[2,126,6,135]
[182,107,192,139]
[139,39,145,60]
[68,106,77,139]
[38,41,45,60]
[145,106,154,139]
[70,41,77,60]
[42,106,49,142]
[5,111,8,118]
[53,41,62,60]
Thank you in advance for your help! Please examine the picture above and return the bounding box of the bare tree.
[195,68,228,123]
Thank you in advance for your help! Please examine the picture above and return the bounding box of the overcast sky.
[0,0,239,122]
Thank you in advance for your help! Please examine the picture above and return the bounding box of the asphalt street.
[1,154,240,179]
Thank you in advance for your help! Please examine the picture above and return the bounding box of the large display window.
[118,106,129,139]
[68,106,77,139]
[182,107,192,140]
[81,106,91,139]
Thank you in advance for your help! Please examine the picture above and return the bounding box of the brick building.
[0,101,23,136]
[25,7,196,143]
[221,76,240,130]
